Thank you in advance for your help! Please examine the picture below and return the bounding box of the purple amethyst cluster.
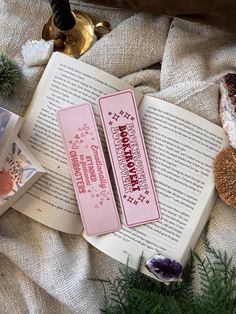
[145,255,183,283]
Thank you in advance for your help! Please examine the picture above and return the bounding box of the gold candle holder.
[42,10,110,58]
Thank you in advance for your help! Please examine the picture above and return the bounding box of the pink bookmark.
[57,103,121,236]
[99,90,161,227]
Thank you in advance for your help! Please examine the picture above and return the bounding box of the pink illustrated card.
[99,90,161,227]
[57,103,121,236]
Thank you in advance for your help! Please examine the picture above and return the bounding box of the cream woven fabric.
[0,1,236,313]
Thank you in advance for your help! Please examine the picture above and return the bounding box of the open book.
[13,52,227,278]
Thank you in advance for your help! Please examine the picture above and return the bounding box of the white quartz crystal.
[22,39,54,67]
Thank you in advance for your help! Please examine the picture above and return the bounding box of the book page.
[83,96,228,278]
[14,52,143,234]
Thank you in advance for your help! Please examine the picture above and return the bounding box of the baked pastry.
[219,73,236,148]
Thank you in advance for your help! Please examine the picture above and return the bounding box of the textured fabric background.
[0,0,236,313]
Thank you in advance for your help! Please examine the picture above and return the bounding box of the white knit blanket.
[0,1,236,313]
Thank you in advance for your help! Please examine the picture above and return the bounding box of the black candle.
[48,0,75,31]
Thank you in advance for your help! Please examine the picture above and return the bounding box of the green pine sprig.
[97,231,236,314]
[0,53,22,98]
[193,231,236,314]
